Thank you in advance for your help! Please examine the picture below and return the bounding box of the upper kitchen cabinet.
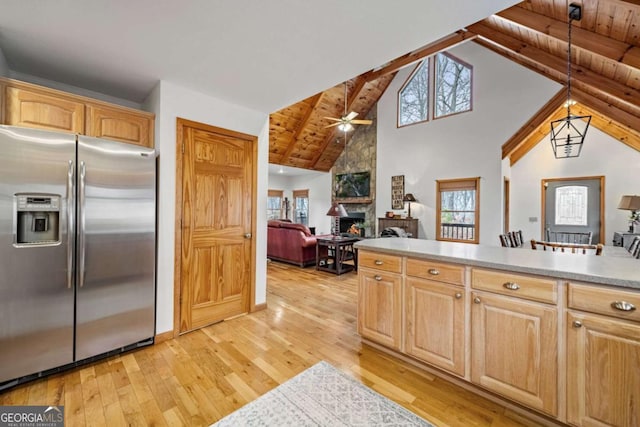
[4,84,85,134]
[0,78,154,148]
[85,103,153,148]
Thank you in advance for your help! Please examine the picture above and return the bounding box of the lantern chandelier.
[549,3,591,159]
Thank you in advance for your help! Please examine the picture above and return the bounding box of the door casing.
[540,176,605,244]
[173,117,258,337]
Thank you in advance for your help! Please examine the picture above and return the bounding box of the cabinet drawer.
[568,283,640,323]
[358,251,402,274]
[406,258,464,286]
[471,268,557,304]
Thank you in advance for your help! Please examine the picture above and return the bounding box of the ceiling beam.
[571,89,640,153]
[363,30,477,82]
[506,86,640,165]
[470,21,640,117]
[279,93,324,164]
[495,6,640,69]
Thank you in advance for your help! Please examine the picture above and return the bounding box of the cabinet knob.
[428,269,440,276]
[573,320,583,328]
[455,292,462,299]
[611,301,636,312]
[473,297,481,304]
[374,275,382,281]
[503,282,520,291]
[374,260,383,265]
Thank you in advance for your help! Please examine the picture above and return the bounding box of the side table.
[316,236,360,275]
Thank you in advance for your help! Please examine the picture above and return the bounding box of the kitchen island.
[354,238,640,427]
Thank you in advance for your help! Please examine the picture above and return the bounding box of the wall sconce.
[403,193,417,218]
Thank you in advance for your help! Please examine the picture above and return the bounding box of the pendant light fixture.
[549,3,591,158]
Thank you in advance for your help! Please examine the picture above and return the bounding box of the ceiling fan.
[324,81,372,132]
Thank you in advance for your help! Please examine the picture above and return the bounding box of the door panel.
[0,126,75,383]
[180,121,253,333]
[543,177,603,244]
[75,137,156,361]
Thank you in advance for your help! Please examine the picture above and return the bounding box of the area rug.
[211,361,435,426]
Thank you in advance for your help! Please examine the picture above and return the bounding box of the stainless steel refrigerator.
[0,125,156,389]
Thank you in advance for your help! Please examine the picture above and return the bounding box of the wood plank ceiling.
[269,0,640,172]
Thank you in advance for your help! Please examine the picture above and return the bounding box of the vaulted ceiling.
[269,0,640,172]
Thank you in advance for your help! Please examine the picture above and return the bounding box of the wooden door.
[567,311,640,427]
[405,277,465,376]
[357,268,402,350]
[471,291,558,416]
[177,119,255,333]
[542,176,604,244]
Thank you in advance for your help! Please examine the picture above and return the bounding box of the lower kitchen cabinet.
[566,311,640,426]
[357,267,402,350]
[471,291,558,417]
[405,277,465,376]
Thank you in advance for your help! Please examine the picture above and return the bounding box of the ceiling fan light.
[337,122,353,132]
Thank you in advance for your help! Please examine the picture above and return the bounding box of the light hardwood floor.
[0,262,543,426]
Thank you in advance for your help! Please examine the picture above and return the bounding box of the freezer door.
[0,126,75,384]
[75,136,156,360]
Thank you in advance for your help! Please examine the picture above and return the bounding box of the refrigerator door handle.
[78,161,86,288]
[66,160,75,289]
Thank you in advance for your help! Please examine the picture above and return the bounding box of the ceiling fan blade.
[345,111,359,121]
[323,116,341,122]
[351,119,373,125]
[324,122,342,128]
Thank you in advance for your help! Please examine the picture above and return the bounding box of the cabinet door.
[471,291,558,416]
[86,103,153,147]
[405,277,465,376]
[567,311,640,427]
[358,267,402,350]
[5,86,84,133]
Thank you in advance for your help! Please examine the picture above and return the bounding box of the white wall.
[510,125,640,244]
[144,80,269,335]
[9,71,143,110]
[0,48,8,76]
[376,42,560,244]
[268,170,333,234]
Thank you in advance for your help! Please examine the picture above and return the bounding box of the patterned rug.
[211,361,435,426]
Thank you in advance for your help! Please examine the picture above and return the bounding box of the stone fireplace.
[339,212,366,236]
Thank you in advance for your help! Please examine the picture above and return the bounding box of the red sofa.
[267,220,321,267]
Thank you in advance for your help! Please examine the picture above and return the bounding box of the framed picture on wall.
[391,175,404,209]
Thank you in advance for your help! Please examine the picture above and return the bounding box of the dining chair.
[545,228,593,245]
[628,236,640,255]
[499,231,524,248]
[530,239,603,255]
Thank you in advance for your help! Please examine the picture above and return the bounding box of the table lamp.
[403,193,417,219]
[617,195,640,232]
[326,202,348,235]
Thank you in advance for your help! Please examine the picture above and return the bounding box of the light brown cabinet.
[85,103,153,147]
[357,251,402,350]
[405,276,465,376]
[1,78,154,148]
[471,290,558,416]
[4,85,85,133]
[567,283,640,427]
[357,248,640,425]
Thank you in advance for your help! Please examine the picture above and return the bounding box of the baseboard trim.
[252,302,267,312]
[154,330,174,344]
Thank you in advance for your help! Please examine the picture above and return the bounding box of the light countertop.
[354,238,640,290]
